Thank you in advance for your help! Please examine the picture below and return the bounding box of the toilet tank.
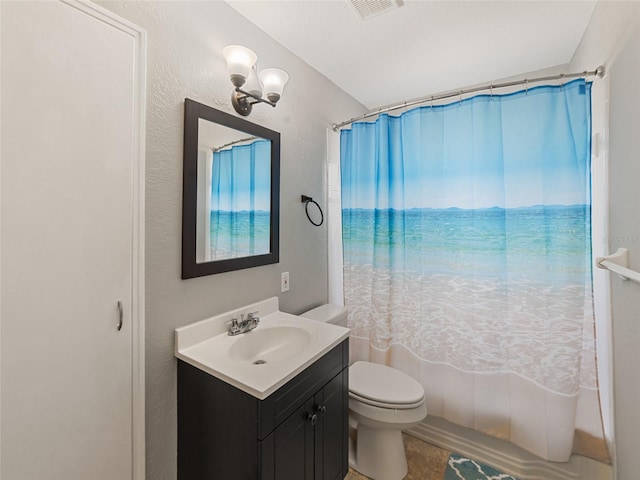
[300,304,348,327]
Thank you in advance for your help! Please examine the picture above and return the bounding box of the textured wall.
[608,22,640,480]
[570,2,640,477]
[97,2,364,478]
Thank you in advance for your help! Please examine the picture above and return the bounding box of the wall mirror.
[182,98,280,278]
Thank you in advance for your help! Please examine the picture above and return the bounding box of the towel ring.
[301,195,324,227]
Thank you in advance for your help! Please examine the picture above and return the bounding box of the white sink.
[175,297,350,399]
[228,325,314,365]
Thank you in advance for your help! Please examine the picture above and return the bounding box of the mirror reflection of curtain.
[340,80,609,463]
[211,139,271,260]
[197,149,213,262]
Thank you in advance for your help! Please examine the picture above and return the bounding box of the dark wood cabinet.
[178,339,349,480]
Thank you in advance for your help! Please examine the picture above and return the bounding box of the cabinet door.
[314,371,349,480]
[273,397,316,480]
[1,2,143,479]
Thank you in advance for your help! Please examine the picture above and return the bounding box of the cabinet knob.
[316,404,327,416]
[307,413,318,426]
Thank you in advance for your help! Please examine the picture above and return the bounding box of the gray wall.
[99,1,640,478]
[570,2,640,477]
[98,2,364,478]
[608,22,640,480]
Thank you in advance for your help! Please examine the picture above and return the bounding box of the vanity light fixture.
[223,45,289,116]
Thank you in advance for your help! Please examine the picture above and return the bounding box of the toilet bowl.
[348,360,427,479]
[301,305,428,480]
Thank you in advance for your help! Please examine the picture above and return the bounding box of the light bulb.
[223,45,257,88]
[259,68,289,104]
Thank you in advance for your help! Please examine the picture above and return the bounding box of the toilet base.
[349,424,408,480]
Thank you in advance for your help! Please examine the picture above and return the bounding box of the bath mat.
[444,454,519,480]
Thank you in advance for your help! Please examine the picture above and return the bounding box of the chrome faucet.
[227,311,260,336]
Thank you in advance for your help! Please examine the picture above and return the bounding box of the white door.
[1,2,144,479]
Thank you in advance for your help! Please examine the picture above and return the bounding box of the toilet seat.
[349,391,425,409]
[349,361,425,409]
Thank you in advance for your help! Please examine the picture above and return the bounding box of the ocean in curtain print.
[342,205,591,285]
[210,210,270,260]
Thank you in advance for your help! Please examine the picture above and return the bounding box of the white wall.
[97,2,364,478]
[570,2,640,478]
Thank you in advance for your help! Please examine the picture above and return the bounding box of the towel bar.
[596,248,640,284]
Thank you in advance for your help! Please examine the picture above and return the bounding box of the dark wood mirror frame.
[182,98,280,278]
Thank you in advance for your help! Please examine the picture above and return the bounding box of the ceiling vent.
[347,0,403,21]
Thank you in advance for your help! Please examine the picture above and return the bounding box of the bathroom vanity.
[175,298,350,480]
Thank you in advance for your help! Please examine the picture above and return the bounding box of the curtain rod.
[212,135,258,152]
[332,65,605,132]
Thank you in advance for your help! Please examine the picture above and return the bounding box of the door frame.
[61,2,147,478]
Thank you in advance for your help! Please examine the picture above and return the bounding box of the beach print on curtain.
[340,80,607,462]
[209,139,271,260]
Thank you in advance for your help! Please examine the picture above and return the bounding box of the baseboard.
[407,417,612,480]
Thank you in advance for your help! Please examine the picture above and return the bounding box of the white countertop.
[175,297,350,400]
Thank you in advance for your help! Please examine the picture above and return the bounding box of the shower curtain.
[210,139,271,260]
[340,80,606,462]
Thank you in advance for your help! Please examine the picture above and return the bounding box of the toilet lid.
[349,361,425,406]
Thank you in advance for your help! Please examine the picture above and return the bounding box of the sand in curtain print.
[342,205,597,395]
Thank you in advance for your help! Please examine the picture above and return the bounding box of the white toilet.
[301,305,428,480]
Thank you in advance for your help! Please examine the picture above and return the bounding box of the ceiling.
[225,0,597,110]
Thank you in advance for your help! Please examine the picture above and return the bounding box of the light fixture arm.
[236,87,277,107]
[231,87,277,117]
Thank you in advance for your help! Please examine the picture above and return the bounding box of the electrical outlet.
[281,271,290,292]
